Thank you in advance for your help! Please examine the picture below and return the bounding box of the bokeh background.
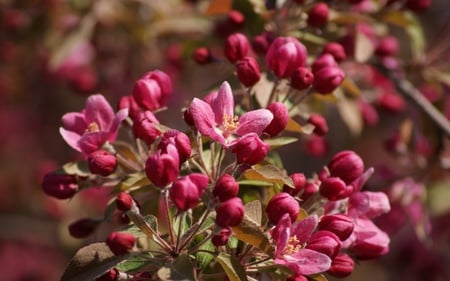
[0,0,449,280]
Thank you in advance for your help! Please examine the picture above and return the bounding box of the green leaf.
[116,172,150,192]
[216,252,248,281]
[62,161,90,177]
[115,253,153,273]
[196,239,216,269]
[242,164,293,188]
[157,254,196,281]
[341,77,361,97]
[60,242,129,281]
[238,180,273,187]
[265,137,298,149]
[123,214,158,239]
[112,141,140,164]
[174,212,191,240]
[285,118,315,135]
[244,201,262,226]
[232,213,274,255]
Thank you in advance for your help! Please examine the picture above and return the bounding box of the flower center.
[283,235,302,255]
[222,114,239,132]
[86,122,100,133]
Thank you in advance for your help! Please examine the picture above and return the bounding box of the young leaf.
[62,161,90,177]
[216,252,248,281]
[196,239,216,269]
[242,164,293,188]
[157,254,196,281]
[60,242,129,281]
[265,137,298,149]
[123,214,158,239]
[244,200,262,226]
[116,172,150,192]
[115,253,153,273]
[232,214,274,255]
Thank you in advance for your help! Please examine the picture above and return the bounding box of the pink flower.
[60,94,128,154]
[272,214,331,276]
[188,81,273,146]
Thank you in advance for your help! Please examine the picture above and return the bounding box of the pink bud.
[106,232,135,255]
[283,173,306,196]
[378,92,405,113]
[68,218,100,238]
[313,66,345,94]
[320,177,353,201]
[358,100,379,126]
[375,36,399,57]
[158,129,191,163]
[42,173,78,199]
[236,57,261,87]
[264,102,288,136]
[266,192,300,224]
[95,268,119,281]
[192,47,214,65]
[232,134,269,165]
[305,135,329,157]
[215,197,244,227]
[252,32,274,55]
[328,150,364,185]
[67,66,97,93]
[311,54,338,74]
[87,150,117,177]
[322,42,346,62]
[170,173,208,211]
[308,114,328,136]
[318,214,354,241]
[213,173,239,202]
[307,3,329,27]
[290,67,314,90]
[306,230,341,258]
[214,10,245,37]
[227,10,245,27]
[328,254,355,277]
[300,181,319,201]
[224,33,249,63]
[116,192,134,212]
[132,70,172,111]
[117,95,141,119]
[145,146,180,188]
[132,111,161,145]
[212,227,232,247]
[266,37,308,78]
[406,0,431,12]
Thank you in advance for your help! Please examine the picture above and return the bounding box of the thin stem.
[268,78,281,105]
[245,257,272,267]
[178,204,213,251]
[210,141,216,180]
[175,212,184,254]
[289,88,312,113]
[281,87,294,103]
[188,230,214,254]
[216,146,225,178]
[162,189,176,248]
[116,153,141,172]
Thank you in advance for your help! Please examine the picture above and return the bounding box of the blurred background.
[0,0,449,280]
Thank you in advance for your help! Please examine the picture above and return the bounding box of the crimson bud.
[232,134,269,165]
[158,129,191,163]
[42,173,78,199]
[308,114,328,136]
[68,218,100,238]
[169,173,209,212]
[116,192,134,212]
[213,173,239,202]
[306,230,341,258]
[192,47,214,65]
[313,66,345,94]
[322,42,346,62]
[117,95,140,119]
[320,177,353,201]
[290,67,314,90]
[88,150,117,177]
[224,33,249,63]
[236,57,261,87]
[145,145,180,188]
[106,232,135,255]
[252,32,274,55]
[264,102,288,136]
[311,53,338,73]
[318,214,354,241]
[328,150,364,185]
[305,135,329,157]
[328,254,355,277]
[211,227,232,247]
[132,111,161,145]
[132,70,172,111]
[215,197,245,227]
[307,3,330,27]
[375,36,399,57]
[283,173,306,196]
[266,192,300,224]
[96,268,119,281]
[266,37,307,78]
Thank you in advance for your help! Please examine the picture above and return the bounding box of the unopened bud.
[213,173,239,202]
[132,70,172,111]
[192,47,214,65]
[264,102,288,136]
[42,173,78,199]
[88,150,117,177]
[252,32,274,55]
[158,130,191,163]
[224,33,249,63]
[311,54,338,74]
[308,114,328,136]
[68,218,100,238]
[232,134,269,165]
[306,230,341,258]
[96,268,119,281]
[212,227,232,247]
[266,192,300,224]
[133,111,161,145]
[290,67,314,90]
[236,57,261,87]
[328,254,355,277]
[307,3,329,27]
[106,232,135,255]
[169,173,209,212]
[215,197,244,227]
[322,42,346,63]
[118,95,140,119]
[116,192,134,212]
[266,37,307,78]
[320,177,353,201]
[375,36,399,57]
[145,146,180,188]
[328,150,364,185]
[313,66,345,94]
[283,173,306,196]
[318,214,354,241]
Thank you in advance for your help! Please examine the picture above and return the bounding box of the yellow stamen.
[284,235,302,255]
[86,122,100,133]
[222,114,239,132]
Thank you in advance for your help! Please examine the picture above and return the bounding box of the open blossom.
[59,94,128,155]
[271,214,331,276]
[188,81,273,146]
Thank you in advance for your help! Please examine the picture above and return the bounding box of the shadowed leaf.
[217,252,248,281]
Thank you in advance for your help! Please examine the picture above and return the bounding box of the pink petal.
[78,132,109,154]
[211,82,234,125]
[190,98,225,144]
[272,213,291,257]
[106,108,129,142]
[61,112,87,135]
[84,94,115,131]
[364,191,391,218]
[291,215,318,244]
[284,249,331,275]
[59,127,81,152]
[236,109,273,136]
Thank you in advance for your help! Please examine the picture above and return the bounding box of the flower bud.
[318,214,354,241]
[132,111,161,145]
[252,32,274,55]
[192,47,214,65]
[266,37,307,78]
[145,146,180,188]
[183,107,195,127]
[132,70,172,111]
[300,181,319,201]
[236,57,261,87]
[42,173,78,199]
[311,54,338,74]
[87,150,117,177]
[313,66,345,94]
[375,36,399,57]
[328,254,355,277]
[264,102,288,136]
[170,173,209,211]
[96,268,119,281]
[215,197,245,227]
[320,177,353,201]
[227,10,245,28]
[212,227,232,247]
[290,67,314,90]
[328,150,364,185]
[214,10,245,37]
[322,42,346,63]
[232,134,269,165]
[406,0,431,12]
[283,173,306,196]
[307,3,329,27]
[213,173,239,202]
[158,129,191,163]
[68,218,100,238]
[358,100,379,126]
[308,114,328,136]
[305,135,329,157]
[116,192,134,212]
[224,33,249,63]
[106,232,135,255]
[266,192,300,224]
[378,92,405,113]
[306,230,341,258]
[117,95,140,119]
